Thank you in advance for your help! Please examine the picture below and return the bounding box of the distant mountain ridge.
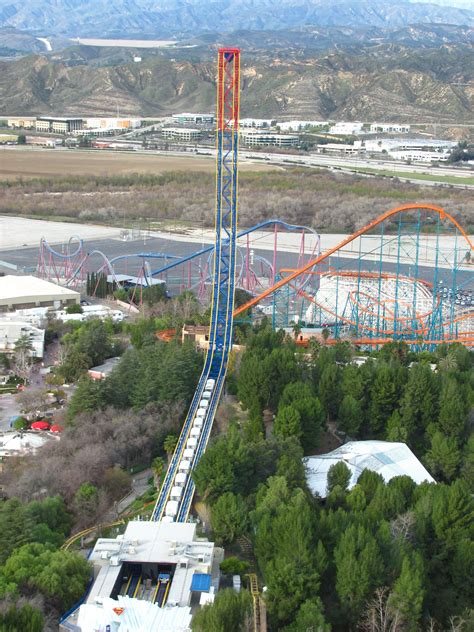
[0,0,473,38]
[0,43,472,123]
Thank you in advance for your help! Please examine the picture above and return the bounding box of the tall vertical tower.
[212,48,241,365]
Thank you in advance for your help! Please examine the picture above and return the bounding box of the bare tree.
[17,388,51,417]
[390,511,415,543]
[359,587,402,632]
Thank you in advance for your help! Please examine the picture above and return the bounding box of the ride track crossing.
[151,48,241,524]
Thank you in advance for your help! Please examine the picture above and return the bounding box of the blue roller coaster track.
[151,48,241,523]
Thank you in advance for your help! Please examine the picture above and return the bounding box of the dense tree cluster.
[236,327,473,487]
[67,337,202,418]
[193,327,473,630]
[53,318,122,383]
[194,423,473,630]
[0,497,88,628]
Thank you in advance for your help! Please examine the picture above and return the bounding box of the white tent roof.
[304,440,435,498]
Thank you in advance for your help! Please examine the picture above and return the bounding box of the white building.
[304,441,435,498]
[53,304,124,324]
[315,143,360,155]
[0,320,45,357]
[329,122,364,136]
[162,127,202,142]
[61,520,221,632]
[357,138,456,155]
[388,150,450,163]
[240,131,299,148]
[0,276,80,312]
[171,113,214,125]
[35,117,83,134]
[240,118,275,129]
[84,118,142,131]
[278,120,328,131]
[370,123,411,134]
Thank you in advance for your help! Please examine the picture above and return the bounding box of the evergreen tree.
[191,589,252,632]
[334,524,383,625]
[425,432,461,482]
[369,364,399,435]
[211,493,248,544]
[438,377,466,438]
[281,597,331,632]
[386,409,408,443]
[67,376,104,422]
[327,461,352,494]
[338,394,363,436]
[274,405,302,440]
[388,555,425,632]
[318,363,340,420]
[399,364,439,445]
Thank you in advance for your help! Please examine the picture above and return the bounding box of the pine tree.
[425,431,461,482]
[274,405,302,440]
[369,364,399,435]
[334,524,383,625]
[438,377,466,438]
[338,394,363,436]
[388,555,425,632]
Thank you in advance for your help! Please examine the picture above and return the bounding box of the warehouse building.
[0,276,80,312]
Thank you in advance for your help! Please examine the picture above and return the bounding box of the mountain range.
[0,42,472,123]
[0,0,473,38]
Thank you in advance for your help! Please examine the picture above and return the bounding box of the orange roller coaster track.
[233,204,474,317]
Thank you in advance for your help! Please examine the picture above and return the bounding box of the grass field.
[0,147,272,180]
[352,166,474,186]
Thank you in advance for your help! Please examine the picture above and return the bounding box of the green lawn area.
[350,166,474,186]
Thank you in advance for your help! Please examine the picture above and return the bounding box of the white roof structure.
[0,275,79,309]
[77,596,192,632]
[0,431,55,458]
[304,441,435,498]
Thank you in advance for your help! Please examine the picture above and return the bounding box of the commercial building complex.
[329,121,364,135]
[0,276,80,312]
[171,113,214,125]
[35,117,83,134]
[369,123,411,134]
[278,120,328,131]
[240,130,299,147]
[240,118,275,128]
[162,127,202,142]
[7,117,36,129]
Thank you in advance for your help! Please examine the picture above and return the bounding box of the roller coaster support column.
[214,48,240,361]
